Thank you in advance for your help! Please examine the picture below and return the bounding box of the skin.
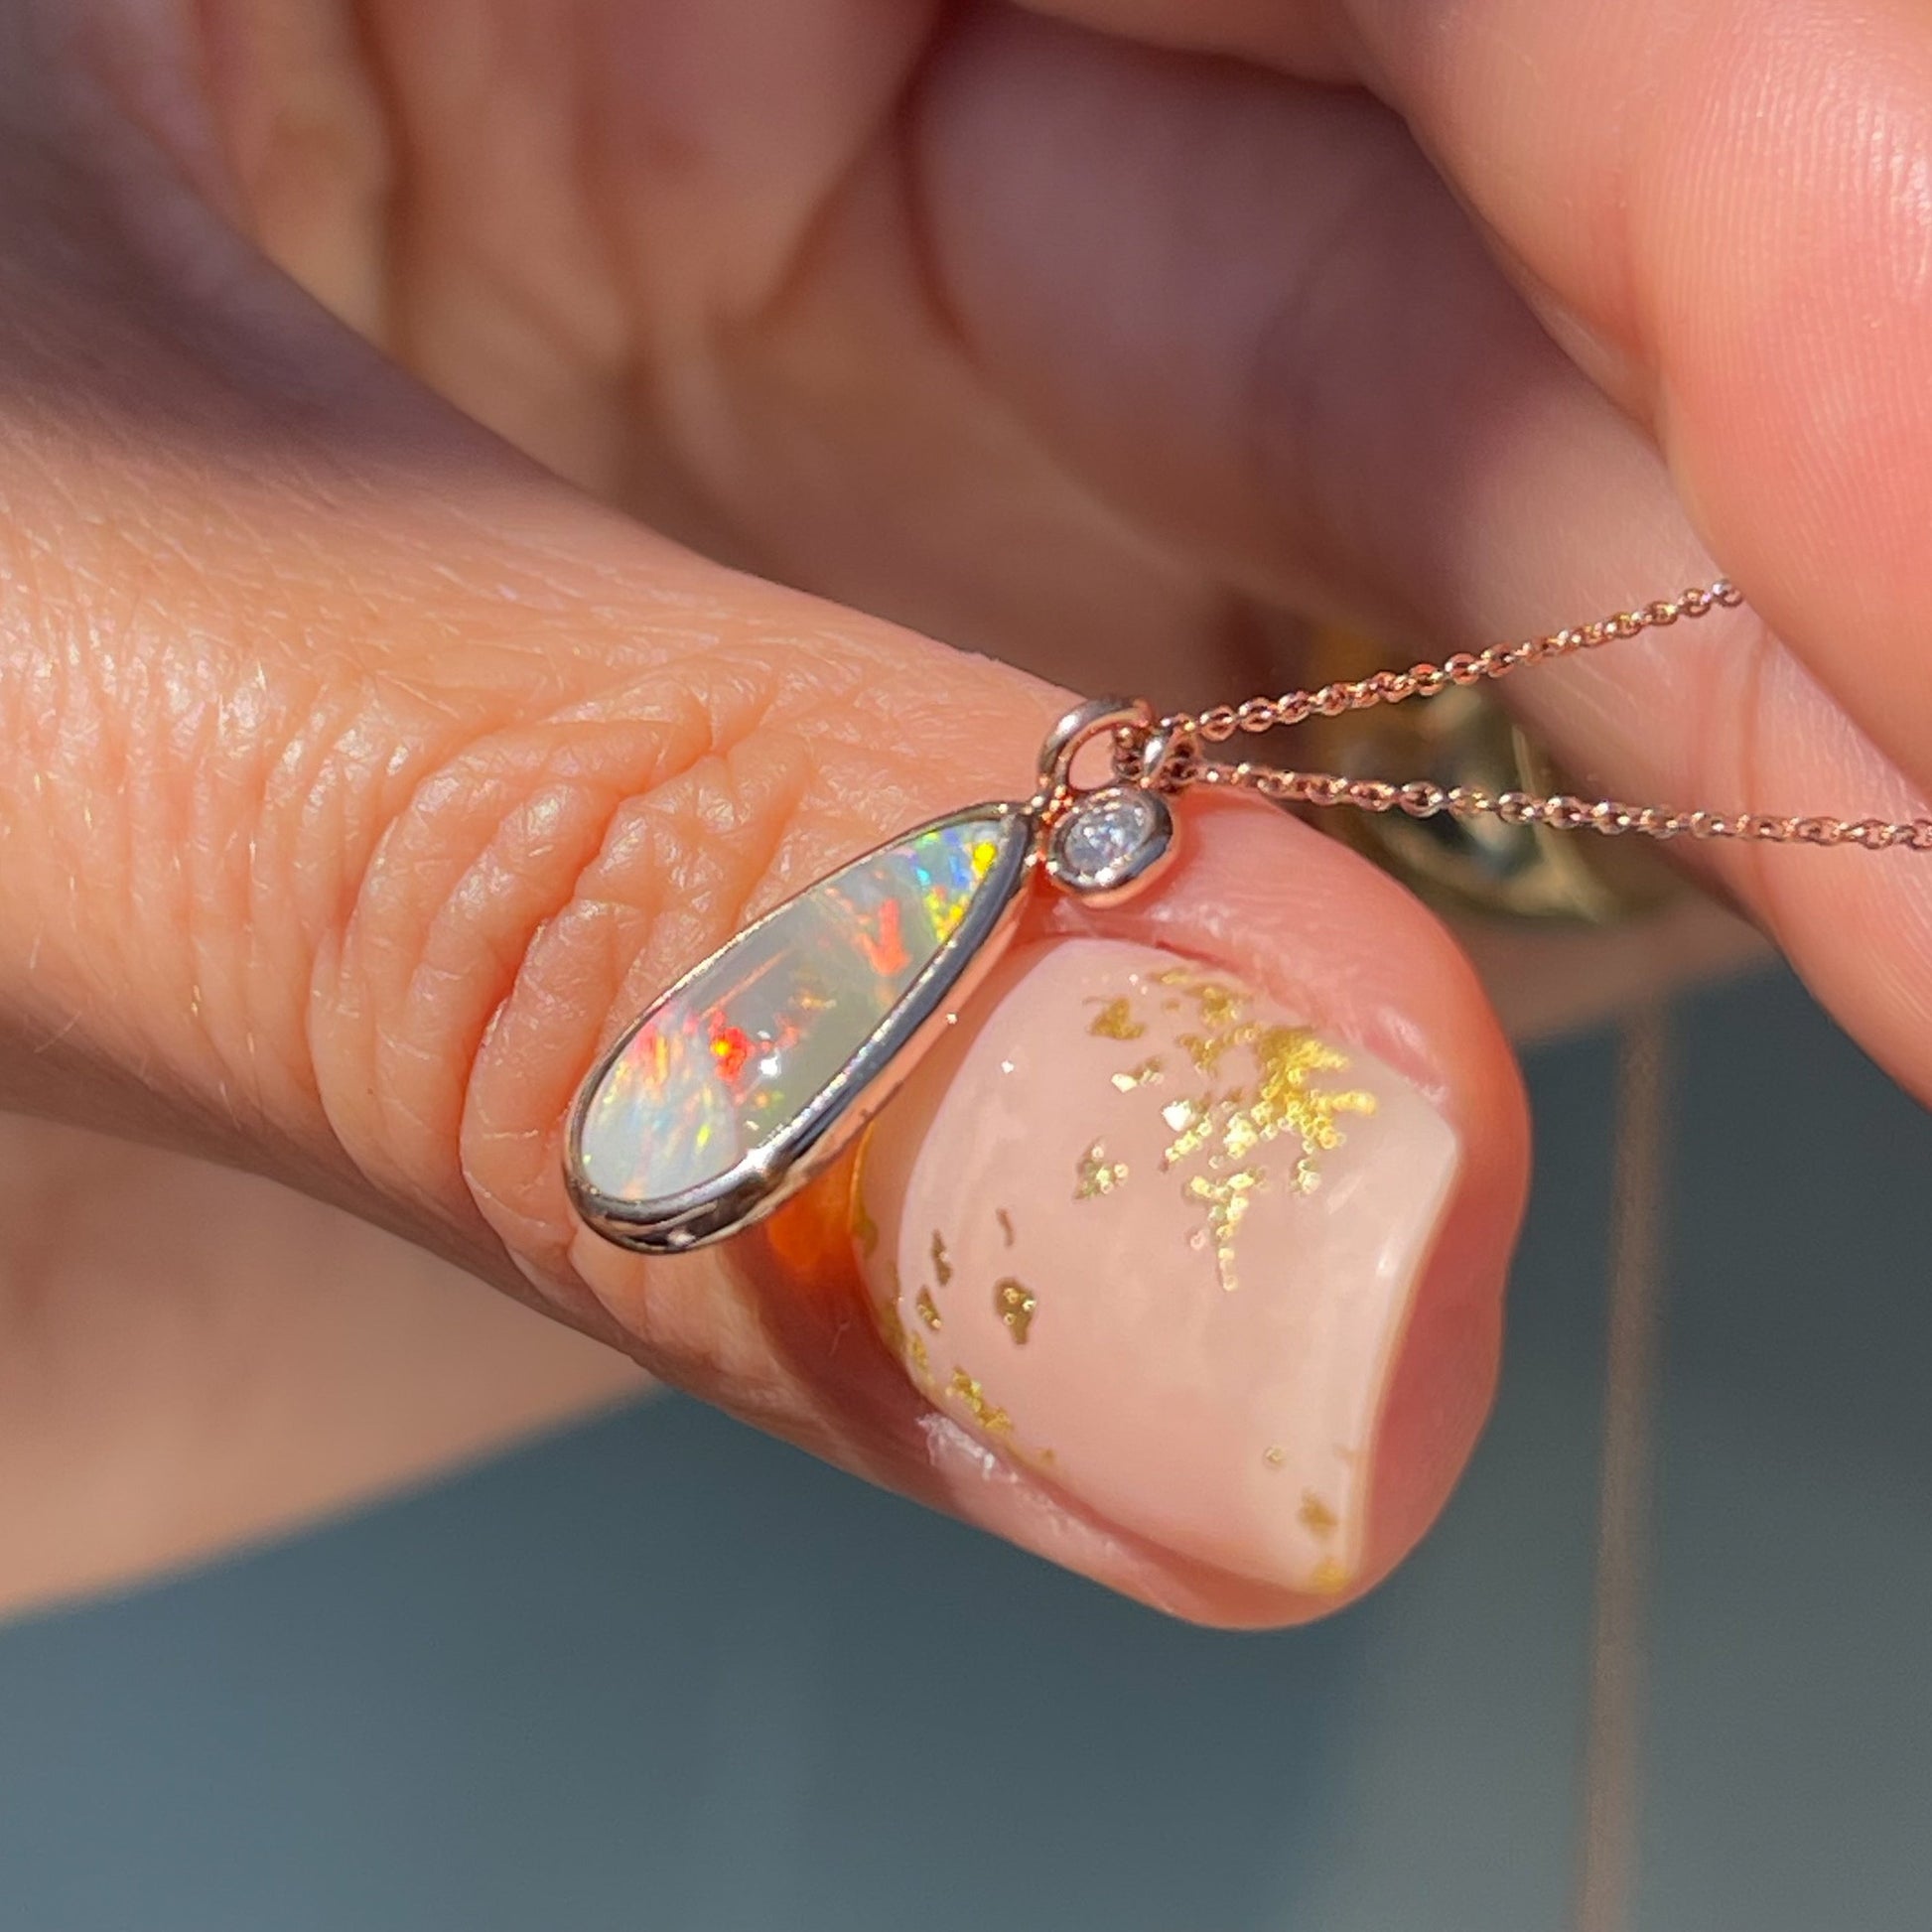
[1,0,1928,1622]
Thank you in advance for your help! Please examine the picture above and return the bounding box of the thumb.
[0,43,1525,1624]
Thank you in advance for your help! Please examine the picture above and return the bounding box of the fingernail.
[854,937,1460,1594]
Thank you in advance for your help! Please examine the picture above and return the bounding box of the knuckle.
[309,632,942,1329]
[310,650,773,1214]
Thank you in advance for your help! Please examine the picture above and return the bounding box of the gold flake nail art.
[1177,1031,1239,1076]
[1299,1492,1339,1538]
[947,1369,1013,1434]
[847,938,1455,1602]
[995,1278,1037,1344]
[1087,997,1147,1041]
[1184,1168,1265,1290]
[1160,1094,1214,1167]
[1135,967,1377,1289]
[1238,1027,1375,1185]
[1310,1558,1351,1596]
[1075,1141,1130,1200]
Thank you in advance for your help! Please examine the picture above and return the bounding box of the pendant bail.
[1131,719,1197,792]
[1034,696,1154,814]
[1032,698,1179,904]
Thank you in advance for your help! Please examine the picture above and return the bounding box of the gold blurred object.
[1293,624,1682,925]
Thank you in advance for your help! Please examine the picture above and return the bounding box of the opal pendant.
[568,700,1178,1254]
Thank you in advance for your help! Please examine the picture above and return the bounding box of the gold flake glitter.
[1086,997,1147,1041]
[930,1230,953,1286]
[1177,1030,1238,1076]
[1264,1446,1287,1468]
[1160,1095,1214,1166]
[1145,967,1377,1290]
[1111,1056,1166,1092]
[1184,1167,1265,1291]
[995,1278,1037,1344]
[1075,1141,1130,1200]
[1299,1492,1339,1538]
[1188,981,1245,1033]
[1235,1027,1374,1188]
[947,1369,1013,1435]
[1310,1558,1351,1596]
[907,1332,932,1383]
[996,1208,1016,1247]
[915,1289,943,1332]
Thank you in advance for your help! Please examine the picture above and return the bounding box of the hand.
[2,0,1925,1623]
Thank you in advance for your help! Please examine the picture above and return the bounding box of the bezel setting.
[1042,783,1177,904]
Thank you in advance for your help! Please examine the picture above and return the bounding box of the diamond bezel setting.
[1045,784,1175,900]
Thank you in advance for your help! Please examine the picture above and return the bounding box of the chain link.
[1140,580,1932,852]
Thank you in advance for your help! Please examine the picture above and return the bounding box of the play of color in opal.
[571,808,1031,1249]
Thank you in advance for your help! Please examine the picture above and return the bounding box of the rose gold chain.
[1144,579,1932,852]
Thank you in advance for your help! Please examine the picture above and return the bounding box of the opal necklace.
[566,579,1923,1255]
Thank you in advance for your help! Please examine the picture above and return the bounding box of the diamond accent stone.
[1050,787,1172,894]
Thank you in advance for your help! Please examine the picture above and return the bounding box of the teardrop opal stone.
[574,809,1030,1233]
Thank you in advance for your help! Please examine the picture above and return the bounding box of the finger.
[914,10,1932,1103]
[1012,0,1932,751]
[0,44,1523,1621]
[1343,0,1932,766]
[833,803,1524,1616]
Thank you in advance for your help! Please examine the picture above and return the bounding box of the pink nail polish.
[855,938,1460,1594]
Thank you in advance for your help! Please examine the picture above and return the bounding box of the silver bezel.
[566,802,1036,1255]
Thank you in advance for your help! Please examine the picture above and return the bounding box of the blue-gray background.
[3,969,1928,1932]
